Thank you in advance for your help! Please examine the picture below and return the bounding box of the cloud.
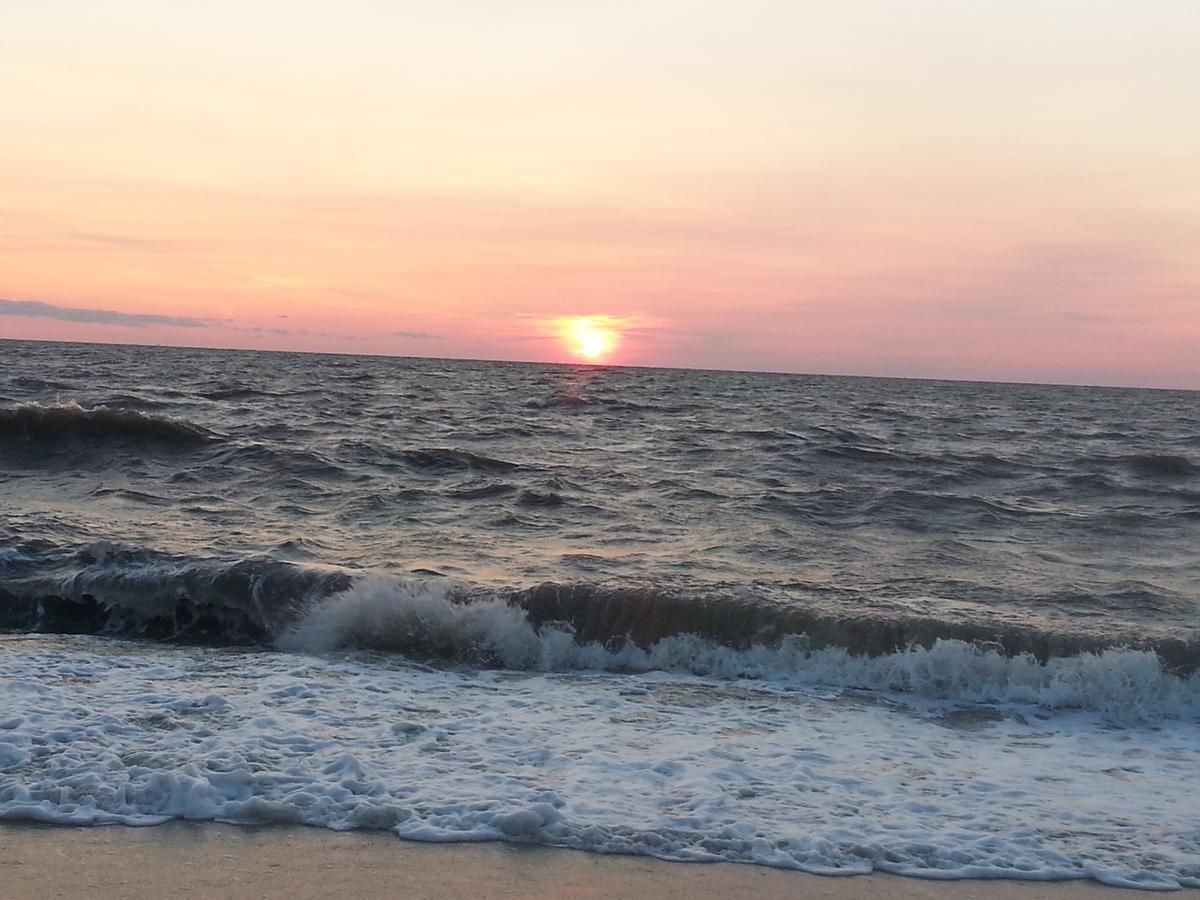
[229,324,369,341]
[235,325,295,336]
[0,298,208,328]
[0,296,410,347]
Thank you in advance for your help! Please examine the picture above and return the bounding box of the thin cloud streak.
[0,298,208,329]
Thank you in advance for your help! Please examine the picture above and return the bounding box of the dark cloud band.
[0,298,209,329]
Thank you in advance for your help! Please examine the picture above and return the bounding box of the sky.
[1,1,1197,388]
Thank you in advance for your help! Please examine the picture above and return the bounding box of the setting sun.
[561,317,618,362]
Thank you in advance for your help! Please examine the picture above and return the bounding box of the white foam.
[2,633,1198,889]
[277,575,547,664]
[279,576,1200,722]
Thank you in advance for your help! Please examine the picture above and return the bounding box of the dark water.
[2,338,1196,667]
[4,338,1200,887]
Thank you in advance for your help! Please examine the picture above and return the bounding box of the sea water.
[1,339,1197,887]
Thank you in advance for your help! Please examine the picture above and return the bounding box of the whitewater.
[1,339,1198,888]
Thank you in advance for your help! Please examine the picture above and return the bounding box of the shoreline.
[1,822,1196,899]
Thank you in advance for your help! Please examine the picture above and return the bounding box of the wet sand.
[1,822,1195,899]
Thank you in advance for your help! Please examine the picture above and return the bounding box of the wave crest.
[281,575,1200,721]
[0,402,217,450]
[3,552,1197,721]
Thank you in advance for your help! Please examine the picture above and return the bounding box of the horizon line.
[2,335,1194,395]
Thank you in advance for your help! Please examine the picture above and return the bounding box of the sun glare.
[562,317,618,362]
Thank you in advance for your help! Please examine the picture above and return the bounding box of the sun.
[561,317,618,362]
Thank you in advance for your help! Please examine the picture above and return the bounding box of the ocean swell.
[2,552,1197,720]
[0,547,349,642]
[0,402,218,452]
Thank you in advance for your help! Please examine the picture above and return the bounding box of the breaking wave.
[3,550,1196,721]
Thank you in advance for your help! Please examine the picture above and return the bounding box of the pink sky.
[1,2,1197,388]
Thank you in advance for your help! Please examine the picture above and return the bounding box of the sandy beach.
[2,823,1196,900]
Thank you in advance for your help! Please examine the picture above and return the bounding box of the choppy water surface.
[1,339,1198,888]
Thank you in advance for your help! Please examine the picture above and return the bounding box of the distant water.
[1,339,1198,888]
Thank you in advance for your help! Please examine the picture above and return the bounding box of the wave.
[522,393,656,413]
[88,487,173,506]
[1118,454,1197,478]
[866,490,1039,521]
[216,443,350,480]
[2,551,1196,720]
[197,386,275,401]
[7,375,76,391]
[516,489,565,507]
[524,393,591,409]
[0,547,350,642]
[447,482,518,500]
[277,576,1200,721]
[398,448,521,472]
[91,393,176,411]
[0,402,217,451]
[817,445,899,463]
[1073,453,1198,478]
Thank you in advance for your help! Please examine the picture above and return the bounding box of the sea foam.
[1,633,1197,889]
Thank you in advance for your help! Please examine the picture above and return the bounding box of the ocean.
[1,338,1197,888]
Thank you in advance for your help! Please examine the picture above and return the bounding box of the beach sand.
[2,823,1195,899]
